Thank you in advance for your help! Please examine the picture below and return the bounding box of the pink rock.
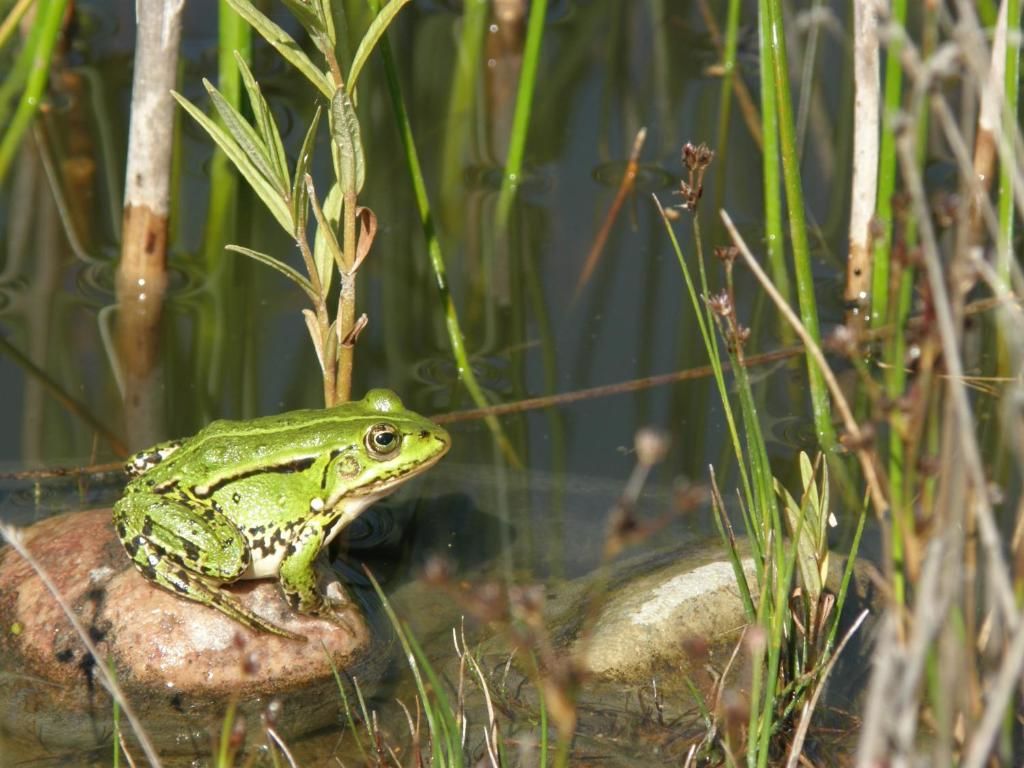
[0,509,383,755]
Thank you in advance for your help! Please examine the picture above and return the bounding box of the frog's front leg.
[278,517,349,618]
[113,492,302,640]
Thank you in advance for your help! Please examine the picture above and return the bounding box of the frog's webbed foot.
[155,562,306,641]
[278,556,360,634]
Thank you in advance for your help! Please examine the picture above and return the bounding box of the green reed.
[0,0,68,182]
[761,0,834,450]
[756,0,789,318]
[495,0,547,230]
[870,0,907,329]
[999,0,1021,278]
[367,0,520,467]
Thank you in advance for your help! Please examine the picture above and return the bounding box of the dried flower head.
[634,427,671,466]
[682,142,715,171]
[714,245,739,264]
[707,290,733,317]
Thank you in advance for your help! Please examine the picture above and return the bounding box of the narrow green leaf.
[234,52,289,193]
[226,245,318,301]
[330,87,365,194]
[225,0,334,99]
[775,453,826,603]
[309,177,345,276]
[203,78,282,194]
[315,0,337,50]
[173,91,293,232]
[292,106,322,232]
[279,0,323,34]
[348,0,412,90]
[312,182,343,292]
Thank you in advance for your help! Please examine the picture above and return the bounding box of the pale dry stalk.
[116,1,185,449]
[846,0,880,320]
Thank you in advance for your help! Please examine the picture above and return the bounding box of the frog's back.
[135,390,422,493]
[168,409,357,484]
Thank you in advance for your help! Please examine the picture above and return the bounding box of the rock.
[571,547,758,686]
[551,543,876,692]
[0,509,386,756]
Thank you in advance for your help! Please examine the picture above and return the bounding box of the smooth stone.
[576,551,759,683]
[552,543,874,691]
[0,509,384,755]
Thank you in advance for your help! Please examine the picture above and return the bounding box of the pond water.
[0,0,858,764]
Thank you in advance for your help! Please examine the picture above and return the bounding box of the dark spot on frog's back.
[182,538,201,561]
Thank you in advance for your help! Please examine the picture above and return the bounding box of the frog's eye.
[365,423,401,458]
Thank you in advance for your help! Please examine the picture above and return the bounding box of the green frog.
[112,389,450,640]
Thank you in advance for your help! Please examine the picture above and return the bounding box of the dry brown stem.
[719,210,889,518]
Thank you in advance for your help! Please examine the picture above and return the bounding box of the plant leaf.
[353,206,377,272]
[203,79,283,197]
[225,244,318,302]
[774,457,825,605]
[234,52,289,194]
[312,182,343,292]
[292,106,322,231]
[302,308,326,373]
[330,86,365,194]
[173,91,293,232]
[225,0,334,99]
[279,0,323,35]
[308,175,344,279]
[315,0,337,51]
[348,0,412,91]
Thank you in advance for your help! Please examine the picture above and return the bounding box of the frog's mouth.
[329,438,450,506]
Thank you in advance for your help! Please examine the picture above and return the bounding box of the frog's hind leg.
[113,493,303,641]
[143,550,303,641]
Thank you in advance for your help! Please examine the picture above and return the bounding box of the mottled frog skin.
[112,389,450,640]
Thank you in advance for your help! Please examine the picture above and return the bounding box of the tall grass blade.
[761,0,834,449]
[495,0,548,229]
[870,0,907,328]
[998,0,1021,279]
[0,0,69,182]
[367,0,521,467]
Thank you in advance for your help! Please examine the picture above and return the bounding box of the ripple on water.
[591,160,676,192]
[75,257,206,304]
[416,0,576,22]
[412,353,511,398]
